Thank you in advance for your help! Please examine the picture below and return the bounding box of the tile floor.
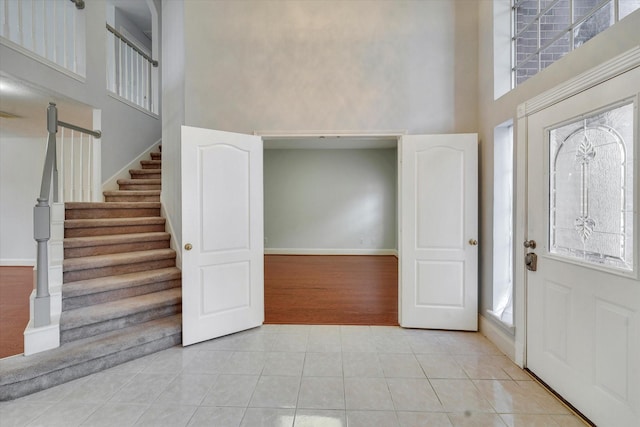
[0,325,586,426]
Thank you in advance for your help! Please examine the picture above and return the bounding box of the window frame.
[511,0,635,87]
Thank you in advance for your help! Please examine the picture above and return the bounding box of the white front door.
[525,67,639,426]
[399,134,478,330]
[181,126,264,346]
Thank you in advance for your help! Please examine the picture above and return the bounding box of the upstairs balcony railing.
[0,0,86,76]
[106,23,158,113]
[33,102,101,327]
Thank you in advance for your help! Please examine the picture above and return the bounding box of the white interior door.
[181,126,264,346]
[399,134,478,330]
[526,67,639,426]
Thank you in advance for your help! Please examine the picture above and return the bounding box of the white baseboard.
[264,248,398,256]
[102,139,162,192]
[479,314,517,363]
[0,259,35,266]
[23,315,60,356]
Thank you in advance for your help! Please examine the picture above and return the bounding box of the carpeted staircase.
[0,146,182,401]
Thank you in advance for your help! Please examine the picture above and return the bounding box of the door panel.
[526,67,639,426]
[181,126,264,346]
[400,134,478,330]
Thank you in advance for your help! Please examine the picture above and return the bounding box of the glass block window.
[512,0,640,86]
[549,101,634,271]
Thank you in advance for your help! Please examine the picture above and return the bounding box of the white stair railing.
[57,124,101,203]
[0,0,86,76]
[106,24,157,113]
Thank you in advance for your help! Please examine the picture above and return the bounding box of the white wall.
[0,133,45,265]
[477,4,640,342]
[0,0,161,181]
[264,148,397,253]
[160,0,184,246]
[159,0,479,246]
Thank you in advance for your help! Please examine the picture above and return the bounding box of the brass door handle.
[469,239,478,246]
[184,243,193,251]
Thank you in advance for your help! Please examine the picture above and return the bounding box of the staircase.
[0,146,182,401]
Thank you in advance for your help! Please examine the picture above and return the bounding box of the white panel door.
[181,126,264,346]
[400,134,478,330]
[526,67,639,426]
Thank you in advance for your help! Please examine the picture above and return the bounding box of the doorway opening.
[262,136,399,325]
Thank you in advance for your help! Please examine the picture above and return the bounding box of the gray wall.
[0,134,44,264]
[264,148,397,252]
[162,0,479,245]
[183,0,478,134]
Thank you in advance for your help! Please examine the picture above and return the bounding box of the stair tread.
[0,314,181,386]
[64,232,170,248]
[60,288,182,331]
[66,202,161,209]
[65,217,165,228]
[116,179,161,184]
[103,190,161,196]
[63,267,181,299]
[63,249,175,272]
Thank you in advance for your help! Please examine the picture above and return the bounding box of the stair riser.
[63,279,182,311]
[0,332,181,401]
[64,240,170,259]
[66,208,160,220]
[118,183,162,191]
[104,195,160,203]
[65,224,165,238]
[150,152,161,160]
[61,304,181,344]
[64,258,176,282]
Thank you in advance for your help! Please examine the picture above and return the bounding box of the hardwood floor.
[0,266,33,358]
[265,255,398,325]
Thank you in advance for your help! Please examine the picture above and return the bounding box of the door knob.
[469,239,478,246]
[184,243,193,251]
[523,240,536,249]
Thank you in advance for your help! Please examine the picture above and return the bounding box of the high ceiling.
[0,73,93,139]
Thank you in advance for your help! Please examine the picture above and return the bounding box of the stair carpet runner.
[0,146,182,401]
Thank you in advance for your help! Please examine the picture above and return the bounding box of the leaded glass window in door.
[549,101,634,271]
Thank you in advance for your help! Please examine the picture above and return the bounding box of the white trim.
[23,313,60,356]
[0,37,86,81]
[107,92,160,119]
[479,314,517,364]
[257,130,407,139]
[102,139,162,192]
[264,248,398,256]
[519,46,640,117]
[0,259,35,266]
[161,202,181,270]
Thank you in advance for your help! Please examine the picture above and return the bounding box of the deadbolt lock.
[525,252,537,272]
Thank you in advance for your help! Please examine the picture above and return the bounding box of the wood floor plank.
[265,255,398,325]
[0,266,33,358]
